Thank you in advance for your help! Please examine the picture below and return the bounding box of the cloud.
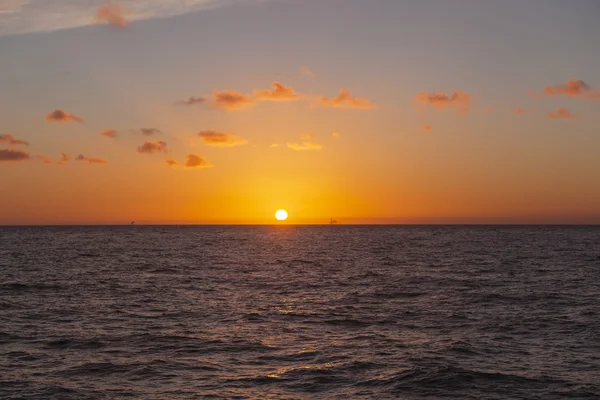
[46,109,84,123]
[58,152,69,165]
[254,82,302,101]
[1,0,273,37]
[185,154,212,168]
[270,143,280,147]
[535,78,600,100]
[137,141,168,154]
[95,2,128,28]
[414,90,471,114]
[300,66,315,78]
[139,128,162,136]
[300,132,315,140]
[175,97,207,106]
[0,0,28,15]
[317,89,377,109]
[513,108,526,115]
[75,154,108,165]
[165,158,178,167]
[0,148,29,162]
[423,124,433,132]
[211,89,256,110]
[287,141,322,151]
[332,131,341,138]
[548,107,578,119]
[198,130,248,147]
[34,154,53,164]
[0,133,28,146]
[101,128,118,139]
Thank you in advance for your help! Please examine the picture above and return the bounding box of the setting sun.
[275,209,288,221]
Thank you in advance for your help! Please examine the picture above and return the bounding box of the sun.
[275,209,288,221]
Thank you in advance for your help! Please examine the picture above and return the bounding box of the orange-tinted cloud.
[254,82,302,101]
[58,153,70,165]
[423,124,433,132]
[76,154,108,164]
[548,107,578,119]
[513,108,526,115]
[536,78,600,100]
[34,154,53,164]
[332,131,341,138]
[317,89,377,109]
[165,159,178,167]
[0,134,28,146]
[414,90,471,114]
[95,2,128,28]
[287,141,322,151]
[198,130,247,147]
[0,148,30,162]
[137,141,168,154]
[101,128,118,139]
[300,132,315,140]
[300,66,315,78]
[211,90,256,110]
[175,97,206,106]
[45,109,84,123]
[185,154,212,168]
[270,144,280,147]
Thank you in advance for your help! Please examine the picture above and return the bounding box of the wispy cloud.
[512,108,526,115]
[300,132,315,140]
[198,130,247,147]
[211,89,256,110]
[287,141,322,151]
[0,0,28,15]
[101,128,118,139]
[175,97,207,106]
[165,158,178,167]
[254,82,302,101]
[0,0,277,37]
[548,107,578,119]
[532,78,600,100]
[95,2,129,28]
[137,141,168,154]
[316,89,377,109]
[0,133,28,146]
[423,124,433,132]
[34,154,53,164]
[58,152,69,165]
[332,131,341,138]
[46,109,84,123]
[414,90,471,114]
[137,128,162,136]
[299,65,315,78]
[0,148,30,162]
[185,154,212,168]
[76,154,109,165]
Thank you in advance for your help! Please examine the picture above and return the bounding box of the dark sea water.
[1,226,599,399]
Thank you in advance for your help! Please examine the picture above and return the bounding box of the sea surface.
[1,225,599,399]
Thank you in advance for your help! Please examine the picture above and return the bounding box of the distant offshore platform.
[329,217,338,224]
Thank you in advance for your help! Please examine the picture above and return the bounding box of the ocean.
[1,225,599,399]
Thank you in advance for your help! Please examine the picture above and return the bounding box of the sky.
[1,0,600,224]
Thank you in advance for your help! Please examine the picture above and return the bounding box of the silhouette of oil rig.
[329,217,337,224]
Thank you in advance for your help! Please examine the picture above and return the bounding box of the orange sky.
[1,1,600,224]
